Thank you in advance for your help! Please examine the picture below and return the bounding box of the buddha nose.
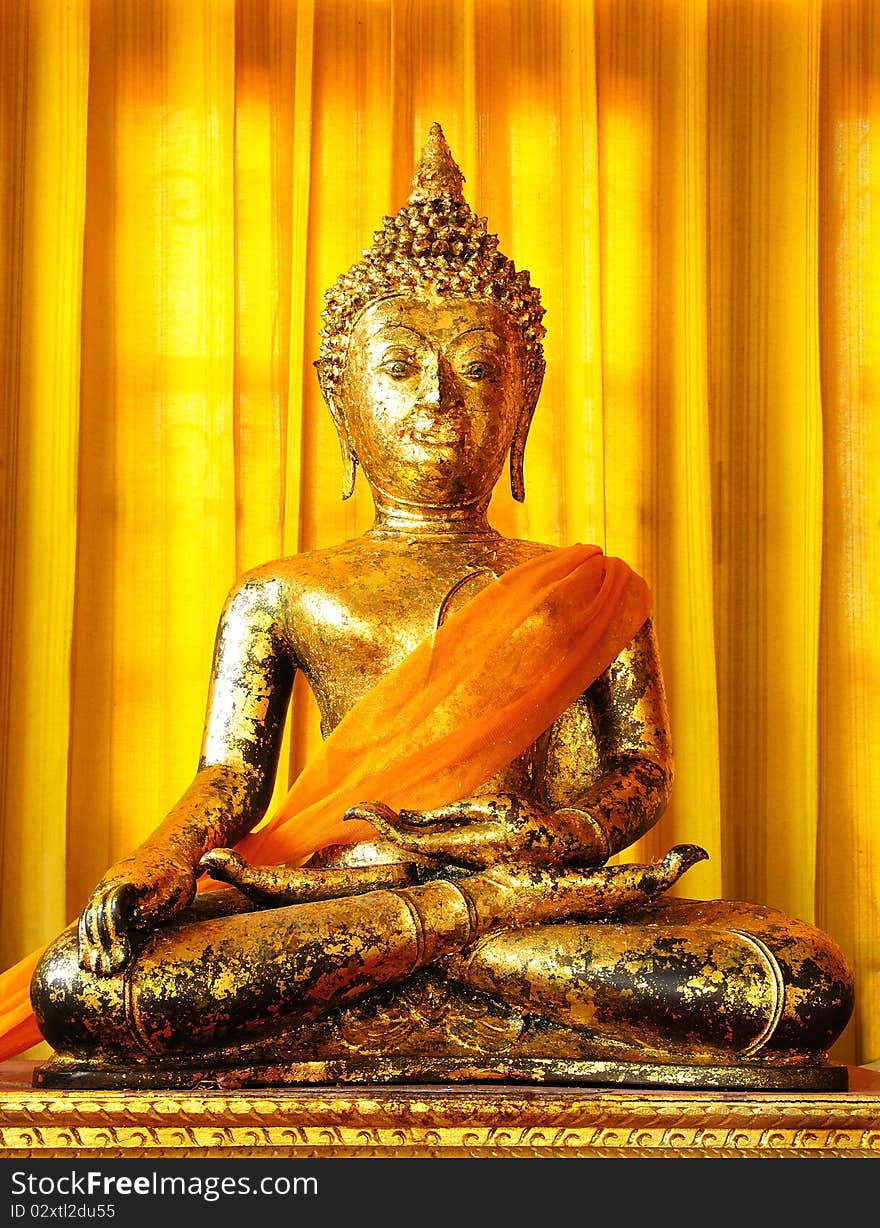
[415,353,456,410]
[416,353,442,407]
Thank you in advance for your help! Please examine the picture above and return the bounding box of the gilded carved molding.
[2,1087,879,1158]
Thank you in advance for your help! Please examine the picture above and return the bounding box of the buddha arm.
[188,574,295,847]
[350,617,672,870]
[77,573,294,974]
[543,616,673,861]
[137,572,295,861]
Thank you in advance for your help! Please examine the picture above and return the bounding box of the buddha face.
[339,296,526,507]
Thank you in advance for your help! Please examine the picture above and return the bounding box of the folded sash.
[0,543,651,1059]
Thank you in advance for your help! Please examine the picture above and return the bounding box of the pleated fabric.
[0,0,877,1063]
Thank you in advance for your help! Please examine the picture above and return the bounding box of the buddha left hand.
[344,794,608,869]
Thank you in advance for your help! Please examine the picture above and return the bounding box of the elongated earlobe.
[316,361,358,500]
[337,425,358,501]
[509,402,536,503]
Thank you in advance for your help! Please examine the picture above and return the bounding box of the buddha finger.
[93,888,129,974]
[573,844,710,917]
[349,805,419,846]
[397,802,484,829]
[200,848,416,903]
[76,909,95,971]
[346,804,448,849]
[105,938,130,975]
[366,811,503,867]
[199,847,251,885]
[94,887,119,953]
[398,795,519,829]
[77,904,106,972]
[409,822,508,866]
[90,888,131,973]
[360,804,503,836]
[105,887,134,971]
[92,946,112,977]
[108,882,137,935]
[342,801,461,841]
[343,801,401,829]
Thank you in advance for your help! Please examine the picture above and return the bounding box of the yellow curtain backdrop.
[0,0,877,1064]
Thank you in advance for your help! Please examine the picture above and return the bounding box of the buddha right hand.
[344,794,608,868]
[77,847,198,976]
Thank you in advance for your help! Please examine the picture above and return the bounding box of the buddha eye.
[461,361,495,382]
[380,359,415,380]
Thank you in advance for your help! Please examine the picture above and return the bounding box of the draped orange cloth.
[0,544,650,1061]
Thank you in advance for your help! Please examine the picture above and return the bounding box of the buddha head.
[317,124,546,508]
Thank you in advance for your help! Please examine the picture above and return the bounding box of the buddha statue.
[29,125,853,1091]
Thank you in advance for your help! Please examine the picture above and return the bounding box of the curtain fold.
[708,0,825,930]
[65,0,239,923]
[0,0,877,1064]
[817,0,880,1066]
[595,0,722,890]
[0,0,89,973]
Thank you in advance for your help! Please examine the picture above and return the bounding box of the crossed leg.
[450,898,854,1064]
[32,879,852,1067]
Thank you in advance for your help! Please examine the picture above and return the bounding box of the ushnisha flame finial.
[408,122,466,204]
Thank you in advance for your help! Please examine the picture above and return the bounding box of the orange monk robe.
[0,544,651,1059]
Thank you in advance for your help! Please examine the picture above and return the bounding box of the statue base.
[2,1061,878,1157]
[32,1052,848,1092]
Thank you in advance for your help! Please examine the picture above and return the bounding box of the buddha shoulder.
[214,535,559,654]
[274,534,557,606]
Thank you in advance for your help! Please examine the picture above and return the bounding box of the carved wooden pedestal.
[2,1062,879,1158]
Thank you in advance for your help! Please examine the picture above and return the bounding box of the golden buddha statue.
[29,126,853,1091]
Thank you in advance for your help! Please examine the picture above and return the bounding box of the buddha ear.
[509,380,541,503]
[334,424,358,502]
[316,361,358,501]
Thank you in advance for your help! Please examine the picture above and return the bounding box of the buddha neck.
[367,491,498,541]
